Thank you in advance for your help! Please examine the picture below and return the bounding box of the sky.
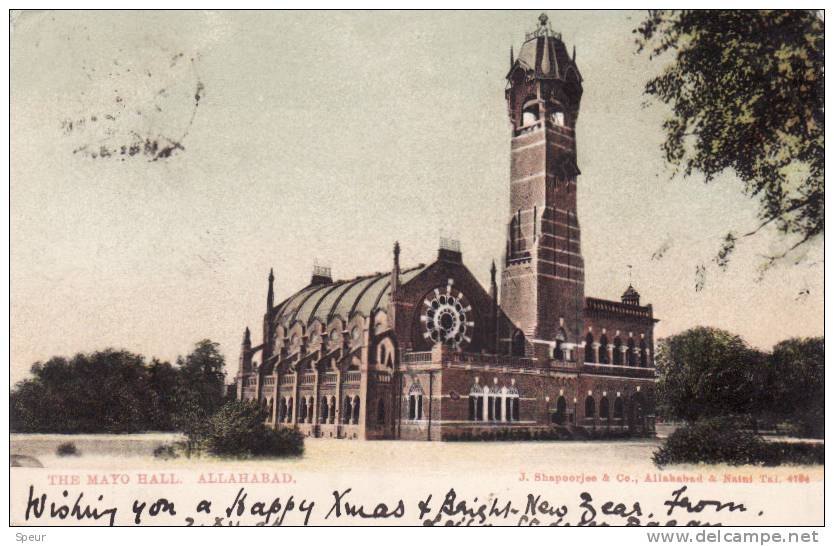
[10,10,823,383]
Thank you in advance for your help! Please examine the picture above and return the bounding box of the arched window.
[522,109,538,126]
[627,338,636,366]
[378,341,395,369]
[614,397,624,420]
[299,397,308,423]
[511,331,525,357]
[508,217,518,256]
[600,397,610,419]
[343,395,352,424]
[307,396,315,423]
[631,393,644,423]
[493,391,502,421]
[377,398,385,424]
[469,384,484,421]
[352,395,361,425]
[585,332,595,363]
[521,98,539,126]
[265,398,274,422]
[549,110,565,127]
[486,387,495,421]
[287,397,293,422]
[554,339,564,361]
[329,396,336,424]
[639,339,648,367]
[553,328,567,360]
[504,385,520,422]
[585,396,595,419]
[320,396,329,423]
[613,337,623,365]
[599,334,609,364]
[408,383,424,421]
[279,397,287,422]
[554,396,567,425]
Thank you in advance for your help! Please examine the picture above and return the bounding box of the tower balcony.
[506,252,531,266]
[400,349,581,374]
[581,362,656,379]
[513,119,544,137]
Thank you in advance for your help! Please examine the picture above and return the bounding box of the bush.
[197,400,304,458]
[56,442,79,457]
[758,442,825,465]
[153,444,180,460]
[653,417,824,467]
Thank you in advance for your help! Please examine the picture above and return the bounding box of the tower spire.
[389,241,402,330]
[266,268,275,312]
[510,45,514,68]
[391,241,401,299]
[239,325,253,376]
[490,260,497,298]
[490,259,499,354]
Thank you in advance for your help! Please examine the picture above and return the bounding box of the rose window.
[421,280,474,348]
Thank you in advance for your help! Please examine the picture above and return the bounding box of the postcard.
[9,10,825,529]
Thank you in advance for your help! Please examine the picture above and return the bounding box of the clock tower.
[500,14,585,355]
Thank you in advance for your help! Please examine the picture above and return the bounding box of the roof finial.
[489,260,498,302]
[266,268,275,311]
[538,13,549,28]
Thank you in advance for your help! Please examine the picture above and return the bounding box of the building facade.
[235,15,658,440]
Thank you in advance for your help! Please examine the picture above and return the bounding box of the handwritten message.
[20,484,763,526]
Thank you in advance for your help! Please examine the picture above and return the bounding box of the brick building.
[235,14,658,440]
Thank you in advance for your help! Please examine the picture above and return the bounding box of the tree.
[10,349,158,433]
[10,339,228,434]
[655,327,766,422]
[175,339,227,419]
[146,358,181,430]
[766,337,824,437]
[636,11,823,273]
[180,339,225,376]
